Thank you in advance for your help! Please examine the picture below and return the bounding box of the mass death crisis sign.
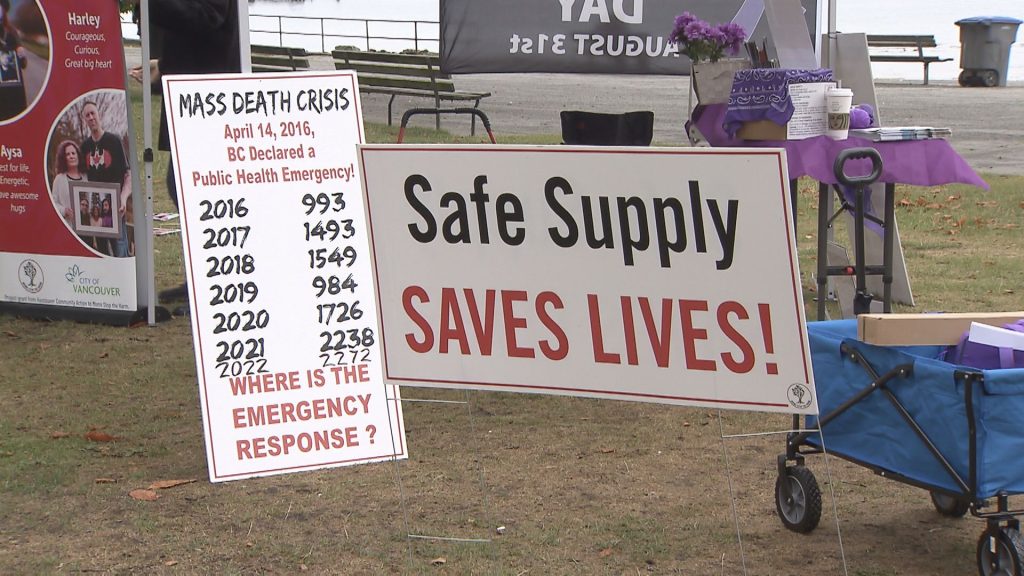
[164,72,406,482]
[358,145,816,414]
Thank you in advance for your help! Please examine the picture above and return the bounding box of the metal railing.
[120,13,440,55]
[248,14,439,54]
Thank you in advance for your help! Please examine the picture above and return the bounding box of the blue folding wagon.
[775,319,1024,575]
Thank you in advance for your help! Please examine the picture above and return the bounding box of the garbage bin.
[955,16,1022,87]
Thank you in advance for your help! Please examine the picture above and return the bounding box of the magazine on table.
[850,126,952,141]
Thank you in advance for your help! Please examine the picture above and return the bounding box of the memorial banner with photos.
[163,71,407,482]
[439,0,818,74]
[0,0,139,315]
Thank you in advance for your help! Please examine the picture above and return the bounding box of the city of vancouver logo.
[66,264,84,284]
[64,264,121,297]
[18,259,44,294]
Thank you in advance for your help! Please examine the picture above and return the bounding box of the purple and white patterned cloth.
[722,68,836,137]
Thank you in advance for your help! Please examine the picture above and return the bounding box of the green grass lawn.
[0,83,1021,575]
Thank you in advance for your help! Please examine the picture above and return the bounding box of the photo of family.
[72,181,120,236]
[0,0,49,122]
[46,90,135,257]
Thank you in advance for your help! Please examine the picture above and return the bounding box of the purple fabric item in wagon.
[943,319,1024,370]
[722,68,836,137]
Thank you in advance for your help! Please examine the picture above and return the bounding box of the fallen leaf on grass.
[598,548,613,558]
[430,557,446,566]
[163,560,178,566]
[85,430,118,442]
[50,431,70,439]
[95,478,117,484]
[3,331,18,338]
[129,489,160,501]
[599,448,615,454]
[148,479,197,490]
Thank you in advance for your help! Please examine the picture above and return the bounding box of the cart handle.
[833,147,883,187]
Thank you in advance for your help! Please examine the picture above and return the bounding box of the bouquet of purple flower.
[669,12,746,64]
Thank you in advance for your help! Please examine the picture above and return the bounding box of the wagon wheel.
[978,528,1024,576]
[979,70,1000,88]
[930,491,970,518]
[775,465,822,533]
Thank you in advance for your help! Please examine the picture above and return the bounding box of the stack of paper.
[849,127,952,142]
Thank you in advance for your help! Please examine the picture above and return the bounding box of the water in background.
[158,0,1024,81]
[249,0,436,21]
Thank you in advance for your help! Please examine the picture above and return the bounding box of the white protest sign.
[164,72,406,482]
[359,145,816,414]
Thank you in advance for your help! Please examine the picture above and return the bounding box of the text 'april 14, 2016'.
[189,121,357,188]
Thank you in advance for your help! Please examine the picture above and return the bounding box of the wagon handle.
[833,147,883,186]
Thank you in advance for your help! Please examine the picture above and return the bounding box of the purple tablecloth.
[690,103,989,189]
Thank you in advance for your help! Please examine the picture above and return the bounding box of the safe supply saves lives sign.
[359,145,816,414]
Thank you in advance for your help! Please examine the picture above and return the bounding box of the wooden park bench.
[331,48,492,135]
[866,35,953,85]
[250,44,311,73]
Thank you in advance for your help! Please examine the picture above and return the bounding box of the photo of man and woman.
[46,91,134,257]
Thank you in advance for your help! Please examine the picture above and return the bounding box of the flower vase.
[690,58,750,105]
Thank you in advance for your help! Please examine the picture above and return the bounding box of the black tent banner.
[440,0,818,75]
